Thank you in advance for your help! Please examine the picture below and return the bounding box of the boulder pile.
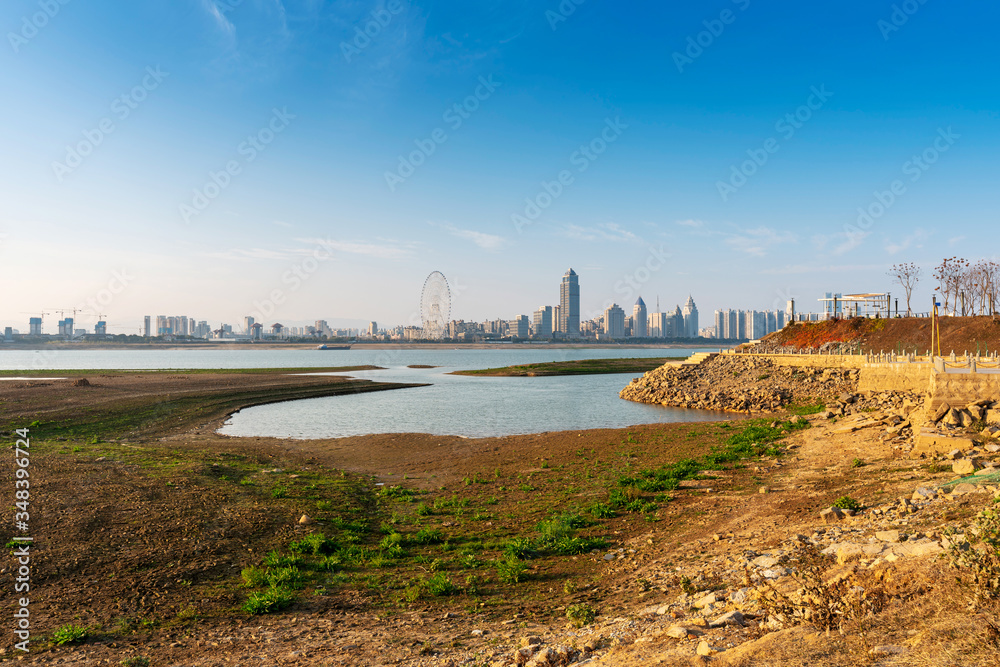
[620,354,858,413]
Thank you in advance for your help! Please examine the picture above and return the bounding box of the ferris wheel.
[420,271,451,339]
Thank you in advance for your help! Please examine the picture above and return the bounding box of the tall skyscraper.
[603,303,625,338]
[143,315,151,337]
[682,295,699,338]
[632,297,647,337]
[559,268,580,336]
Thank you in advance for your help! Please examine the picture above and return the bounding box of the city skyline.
[2,2,998,330]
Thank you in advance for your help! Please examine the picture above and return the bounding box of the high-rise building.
[559,269,580,336]
[143,315,151,337]
[532,306,554,338]
[244,316,255,335]
[603,303,625,338]
[682,296,699,338]
[28,317,42,336]
[632,297,647,338]
[670,305,684,338]
[511,315,530,339]
[368,321,378,337]
[94,321,107,336]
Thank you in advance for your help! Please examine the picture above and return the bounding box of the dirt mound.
[750,316,1000,355]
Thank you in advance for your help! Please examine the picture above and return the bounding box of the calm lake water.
[0,347,730,438]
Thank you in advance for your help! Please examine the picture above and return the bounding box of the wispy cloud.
[560,222,638,243]
[833,230,871,255]
[761,263,887,275]
[723,226,796,257]
[948,235,966,247]
[885,228,929,255]
[206,237,417,262]
[675,219,703,228]
[431,223,507,250]
[202,0,236,35]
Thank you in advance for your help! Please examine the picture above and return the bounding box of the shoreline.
[0,342,725,351]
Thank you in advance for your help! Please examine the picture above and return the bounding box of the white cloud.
[833,230,871,255]
[885,228,929,255]
[431,223,507,250]
[948,235,966,247]
[723,226,796,257]
[202,0,236,35]
[560,222,638,243]
[675,219,703,228]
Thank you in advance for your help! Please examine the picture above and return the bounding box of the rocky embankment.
[620,354,857,413]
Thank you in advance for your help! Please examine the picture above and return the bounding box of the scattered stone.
[820,507,847,524]
[953,459,982,476]
[875,530,901,543]
[298,515,313,525]
[665,625,703,639]
[710,611,746,628]
[696,640,720,657]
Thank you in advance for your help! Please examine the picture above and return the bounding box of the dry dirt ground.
[1,372,998,666]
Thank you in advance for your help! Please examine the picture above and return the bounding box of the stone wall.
[857,363,931,394]
[928,371,1000,410]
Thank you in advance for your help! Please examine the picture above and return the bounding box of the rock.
[758,486,769,494]
[839,393,856,404]
[960,410,977,428]
[697,640,720,657]
[931,403,951,423]
[693,592,718,608]
[951,483,979,495]
[526,647,554,667]
[72,378,90,386]
[870,645,907,658]
[968,405,986,421]
[986,443,1000,452]
[986,409,1000,426]
[946,449,963,460]
[875,530,901,543]
[943,408,963,426]
[912,487,936,502]
[298,514,313,525]
[820,507,846,524]
[665,625,703,639]
[521,636,542,647]
[752,555,779,568]
[710,611,746,628]
[953,459,982,476]
[891,539,943,557]
[471,629,484,637]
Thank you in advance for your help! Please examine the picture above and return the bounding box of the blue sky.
[1,0,997,333]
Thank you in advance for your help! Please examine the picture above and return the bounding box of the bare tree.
[934,257,968,315]
[888,262,921,316]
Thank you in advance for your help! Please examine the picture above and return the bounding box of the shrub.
[566,603,597,628]
[243,586,295,615]
[241,566,268,588]
[947,507,1000,607]
[379,485,415,501]
[52,624,88,645]
[832,496,861,511]
[425,572,458,597]
[588,501,616,519]
[120,658,150,667]
[502,537,537,560]
[413,527,444,545]
[495,556,527,584]
[266,566,305,590]
[289,532,337,556]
